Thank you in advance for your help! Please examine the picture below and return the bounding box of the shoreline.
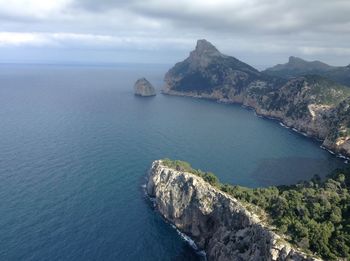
[162,90,350,163]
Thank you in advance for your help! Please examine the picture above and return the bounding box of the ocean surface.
[0,64,346,260]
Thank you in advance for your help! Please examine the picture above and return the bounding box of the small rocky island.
[147,160,321,261]
[134,78,156,96]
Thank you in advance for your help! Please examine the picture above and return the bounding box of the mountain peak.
[194,39,221,56]
[288,56,305,64]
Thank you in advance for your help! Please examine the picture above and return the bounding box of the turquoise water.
[0,64,345,260]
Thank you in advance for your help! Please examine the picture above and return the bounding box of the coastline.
[162,90,350,163]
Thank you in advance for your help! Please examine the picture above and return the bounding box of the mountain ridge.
[263,56,350,86]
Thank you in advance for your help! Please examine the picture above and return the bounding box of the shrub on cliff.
[162,159,219,187]
[228,170,350,260]
[202,172,219,187]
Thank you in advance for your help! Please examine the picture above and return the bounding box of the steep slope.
[147,160,321,261]
[163,40,350,157]
[164,39,280,96]
[324,96,350,155]
[245,75,350,139]
[263,57,350,86]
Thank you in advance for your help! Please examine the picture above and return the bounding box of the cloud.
[0,0,70,20]
[0,32,51,46]
[71,0,350,34]
[0,0,349,66]
[0,31,193,51]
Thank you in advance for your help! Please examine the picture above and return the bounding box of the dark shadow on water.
[250,156,345,187]
[171,246,202,261]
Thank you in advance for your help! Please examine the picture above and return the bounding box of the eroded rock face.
[147,160,321,261]
[134,78,156,96]
[163,40,350,157]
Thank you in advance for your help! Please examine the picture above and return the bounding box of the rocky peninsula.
[163,40,350,158]
[147,160,321,261]
[134,78,156,96]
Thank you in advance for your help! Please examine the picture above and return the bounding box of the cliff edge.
[147,160,321,261]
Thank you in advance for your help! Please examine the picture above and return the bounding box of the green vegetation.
[161,159,350,260]
[327,97,350,141]
[162,158,219,186]
[304,75,350,105]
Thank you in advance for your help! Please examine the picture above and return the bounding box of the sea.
[0,63,346,260]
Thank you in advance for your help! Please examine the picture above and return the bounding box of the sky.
[0,0,350,69]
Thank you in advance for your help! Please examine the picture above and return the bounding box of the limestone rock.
[134,78,156,96]
[147,160,321,261]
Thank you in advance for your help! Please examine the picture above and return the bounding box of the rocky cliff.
[147,160,321,261]
[134,78,156,96]
[163,40,350,158]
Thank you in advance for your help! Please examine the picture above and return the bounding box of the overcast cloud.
[0,0,349,68]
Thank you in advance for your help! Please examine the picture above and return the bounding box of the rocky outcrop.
[147,160,321,261]
[163,39,262,94]
[163,40,350,158]
[134,78,156,96]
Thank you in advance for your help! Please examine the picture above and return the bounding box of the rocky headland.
[162,40,350,158]
[134,77,156,96]
[147,160,321,261]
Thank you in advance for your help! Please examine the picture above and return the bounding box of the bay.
[0,64,345,260]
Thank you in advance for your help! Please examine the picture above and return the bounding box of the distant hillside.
[164,39,264,93]
[263,57,350,86]
[163,40,350,157]
[325,64,350,87]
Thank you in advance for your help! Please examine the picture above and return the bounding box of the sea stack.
[134,78,156,97]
